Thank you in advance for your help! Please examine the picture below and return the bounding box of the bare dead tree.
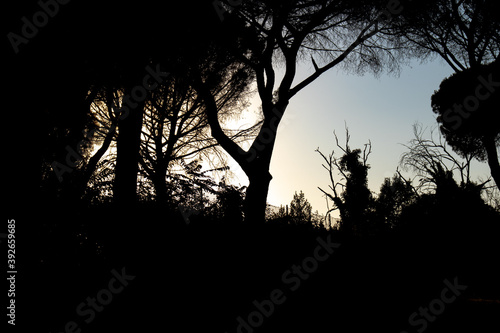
[316,126,373,236]
[399,123,481,194]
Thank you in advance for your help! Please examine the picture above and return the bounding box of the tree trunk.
[483,136,500,191]
[114,86,146,206]
[153,114,176,205]
[152,163,169,204]
[196,75,286,224]
[240,105,281,223]
[244,169,273,223]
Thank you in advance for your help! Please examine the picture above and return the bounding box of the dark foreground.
[18,203,500,333]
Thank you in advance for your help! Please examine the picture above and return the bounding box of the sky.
[222,56,493,216]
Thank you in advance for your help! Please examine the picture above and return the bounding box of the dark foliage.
[432,60,500,161]
[5,1,500,332]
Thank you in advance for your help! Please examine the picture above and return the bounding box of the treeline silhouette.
[5,0,499,332]
[26,123,500,332]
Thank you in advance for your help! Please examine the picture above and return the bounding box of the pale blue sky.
[224,57,493,215]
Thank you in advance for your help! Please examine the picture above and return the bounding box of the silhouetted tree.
[205,180,246,224]
[40,83,101,203]
[396,0,499,71]
[139,72,257,204]
[37,1,228,207]
[267,204,292,225]
[84,158,116,205]
[198,0,409,223]
[34,0,196,206]
[290,190,313,225]
[399,124,490,194]
[375,172,416,229]
[399,124,497,225]
[170,159,221,208]
[431,60,500,190]
[317,127,373,238]
[81,88,119,196]
[394,0,500,189]
[113,68,150,205]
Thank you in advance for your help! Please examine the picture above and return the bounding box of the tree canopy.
[431,60,500,189]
